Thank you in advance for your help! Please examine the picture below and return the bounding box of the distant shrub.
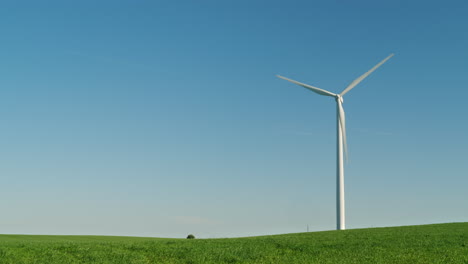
[186,234,195,239]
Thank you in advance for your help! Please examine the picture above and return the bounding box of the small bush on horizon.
[186,234,195,239]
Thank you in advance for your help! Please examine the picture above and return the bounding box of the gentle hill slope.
[0,222,467,263]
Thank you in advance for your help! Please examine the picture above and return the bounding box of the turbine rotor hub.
[336,95,344,104]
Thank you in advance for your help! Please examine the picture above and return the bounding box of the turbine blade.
[340,54,394,96]
[277,75,336,97]
[338,101,348,162]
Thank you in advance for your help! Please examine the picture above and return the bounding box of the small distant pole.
[307,225,309,232]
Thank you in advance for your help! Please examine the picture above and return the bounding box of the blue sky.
[0,0,467,238]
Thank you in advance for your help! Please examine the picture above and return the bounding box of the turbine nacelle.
[335,95,344,104]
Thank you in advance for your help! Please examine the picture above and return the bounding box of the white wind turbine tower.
[277,54,394,230]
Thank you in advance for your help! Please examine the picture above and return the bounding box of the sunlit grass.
[0,222,466,263]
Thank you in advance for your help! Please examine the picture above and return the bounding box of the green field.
[0,222,466,263]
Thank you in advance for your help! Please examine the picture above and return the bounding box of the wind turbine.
[277,54,394,230]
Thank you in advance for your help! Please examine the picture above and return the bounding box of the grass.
[0,222,466,263]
